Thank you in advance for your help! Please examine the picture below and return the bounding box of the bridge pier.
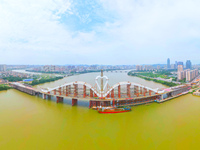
[56,96,63,103]
[47,95,51,100]
[72,98,77,106]
[42,94,46,99]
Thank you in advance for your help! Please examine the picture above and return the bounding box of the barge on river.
[98,106,131,114]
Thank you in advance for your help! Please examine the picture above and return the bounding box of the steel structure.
[41,81,161,99]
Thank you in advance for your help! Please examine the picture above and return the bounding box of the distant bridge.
[106,70,128,73]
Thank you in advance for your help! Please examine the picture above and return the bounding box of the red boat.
[98,107,131,114]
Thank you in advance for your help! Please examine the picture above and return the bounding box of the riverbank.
[30,76,64,86]
[0,84,12,91]
[128,71,178,87]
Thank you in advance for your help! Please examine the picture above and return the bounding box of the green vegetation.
[131,70,174,79]
[172,77,177,81]
[128,71,178,87]
[0,84,12,91]
[179,78,186,83]
[30,76,64,86]
[26,70,61,74]
[3,76,27,82]
[189,90,196,94]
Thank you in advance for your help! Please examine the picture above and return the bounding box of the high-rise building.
[186,60,192,69]
[178,71,186,80]
[178,61,184,68]
[167,58,170,69]
[0,64,6,71]
[175,61,178,69]
[186,69,199,82]
[144,65,153,71]
[136,65,143,71]
[178,65,183,72]
[171,64,176,69]
[42,65,56,72]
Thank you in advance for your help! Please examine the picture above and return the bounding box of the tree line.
[0,84,12,91]
[30,76,63,86]
[128,71,178,87]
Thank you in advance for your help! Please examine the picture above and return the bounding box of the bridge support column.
[74,84,78,97]
[106,93,110,98]
[69,85,71,94]
[66,86,69,96]
[112,99,115,107]
[140,87,143,95]
[143,88,147,96]
[83,85,86,98]
[72,98,77,106]
[127,84,131,98]
[63,87,65,95]
[118,85,121,98]
[111,89,114,98]
[54,90,56,95]
[134,86,139,96]
[94,93,97,98]
[58,87,61,96]
[89,101,92,108]
[90,89,93,98]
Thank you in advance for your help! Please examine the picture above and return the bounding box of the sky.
[0,0,200,65]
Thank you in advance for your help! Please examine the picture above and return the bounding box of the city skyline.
[0,0,200,65]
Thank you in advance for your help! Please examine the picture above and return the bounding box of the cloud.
[0,0,200,65]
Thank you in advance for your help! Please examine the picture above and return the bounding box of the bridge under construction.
[10,70,191,108]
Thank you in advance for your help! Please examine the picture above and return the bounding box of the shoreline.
[128,72,178,87]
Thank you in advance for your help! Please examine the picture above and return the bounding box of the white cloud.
[0,0,200,64]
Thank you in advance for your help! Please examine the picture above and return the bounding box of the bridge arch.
[41,81,100,98]
[41,81,162,99]
[104,81,159,98]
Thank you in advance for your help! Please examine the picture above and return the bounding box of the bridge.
[106,70,128,73]
[41,81,161,99]
[11,70,191,108]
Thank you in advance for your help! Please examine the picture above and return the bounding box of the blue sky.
[0,0,200,65]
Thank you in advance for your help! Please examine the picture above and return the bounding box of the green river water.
[0,72,200,150]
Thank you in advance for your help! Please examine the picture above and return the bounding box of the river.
[0,71,200,150]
